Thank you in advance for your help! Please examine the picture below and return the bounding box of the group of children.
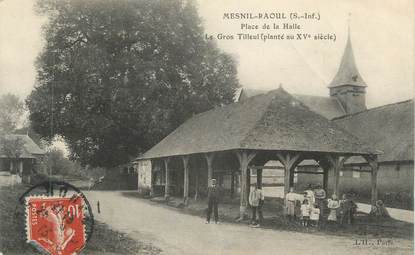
[299,199,320,227]
[286,185,357,227]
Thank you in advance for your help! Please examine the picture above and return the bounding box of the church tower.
[329,31,367,114]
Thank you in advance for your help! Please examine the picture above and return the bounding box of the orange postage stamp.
[26,195,86,255]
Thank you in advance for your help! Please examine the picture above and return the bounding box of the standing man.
[249,184,265,227]
[314,183,326,219]
[206,179,220,224]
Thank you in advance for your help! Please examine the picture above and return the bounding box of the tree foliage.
[0,93,24,133]
[27,0,239,167]
[45,148,76,177]
[0,136,25,159]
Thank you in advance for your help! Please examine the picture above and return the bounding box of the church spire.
[328,22,367,88]
[328,17,367,114]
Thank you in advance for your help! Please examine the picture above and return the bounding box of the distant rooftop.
[235,88,346,119]
[0,134,45,159]
[333,99,414,162]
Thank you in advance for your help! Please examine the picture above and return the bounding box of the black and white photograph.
[0,0,413,254]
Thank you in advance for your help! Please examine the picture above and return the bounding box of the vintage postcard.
[0,0,413,254]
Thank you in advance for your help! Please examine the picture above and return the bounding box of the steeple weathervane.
[347,12,351,36]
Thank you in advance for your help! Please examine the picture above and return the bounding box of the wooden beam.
[276,152,302,195]
[182,156,190,205]
[249,165,284,170]
[293,171,324,174]
[341,168,372,173]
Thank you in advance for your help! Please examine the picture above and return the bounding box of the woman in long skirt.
[327,194,340,222]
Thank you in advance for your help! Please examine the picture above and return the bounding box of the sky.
[0,0,414,109]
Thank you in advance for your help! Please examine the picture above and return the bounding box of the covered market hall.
[134,88,380,218]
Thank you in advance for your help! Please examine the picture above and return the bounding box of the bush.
[138,187,151,196]
[30,172,49,184]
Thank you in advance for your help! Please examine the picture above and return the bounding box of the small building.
[98,163,138,190]
[136,159,152,194]
[0,134,45,184]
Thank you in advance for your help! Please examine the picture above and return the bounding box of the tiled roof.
[333,100,414,163]
[138,88,376,160]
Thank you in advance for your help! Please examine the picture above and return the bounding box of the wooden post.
[289,166,295,189]
[230,171,235,198]
[19,161,23,176]
[325,155,349,197]
[276,152,301,196]
[194,170,199,200]
[316,158,330,192]
[323,168,328,192]
[246,167,251,203]
[256,168,263,189]
[235,150,257,220]
[239,155,248,219]
[164,158,170,200]
[150,160,155,196]
[333,158,340,196]
[364,155,379,212]
[371,161,378,206]
[182,156,190,205]
[204,153,215,187]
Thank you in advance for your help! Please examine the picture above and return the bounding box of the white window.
[352,171,360,178]
[339,171,344,177]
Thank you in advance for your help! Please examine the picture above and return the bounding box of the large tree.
[27,0,239,167]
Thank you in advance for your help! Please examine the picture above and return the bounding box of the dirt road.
[86,191,413,255]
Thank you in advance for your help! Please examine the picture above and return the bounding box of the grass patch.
[0,184,161,255]
[355,193,413,211]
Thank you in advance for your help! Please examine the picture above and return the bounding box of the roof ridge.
[293,93,329,99]
[239,90,279,147]
[192,89,274,120]
[240,88,308,147]
[332,99,414,120]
